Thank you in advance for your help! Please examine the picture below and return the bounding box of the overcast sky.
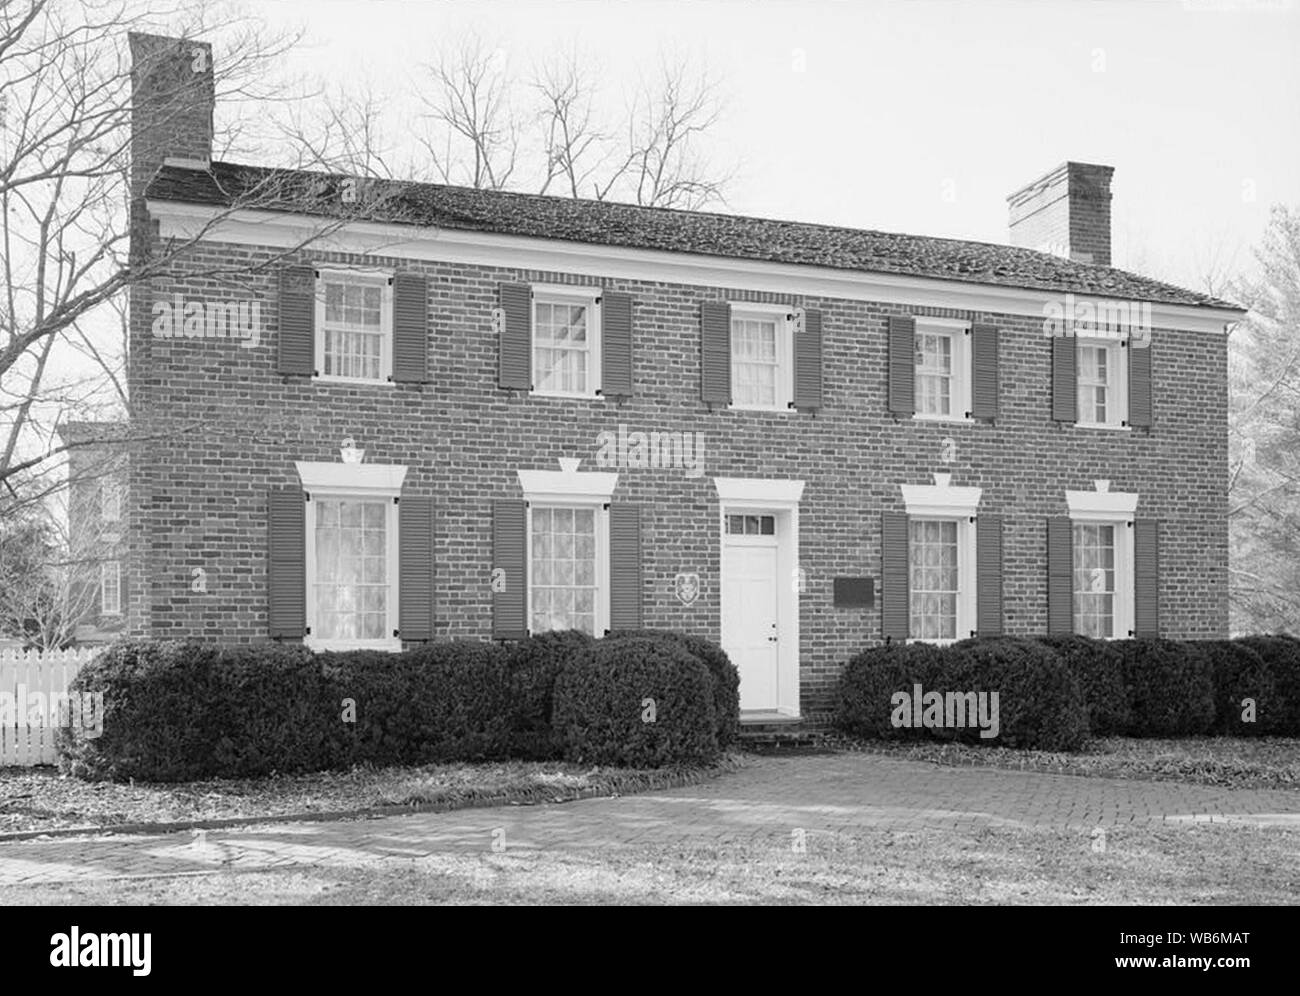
[246,0,1300,293]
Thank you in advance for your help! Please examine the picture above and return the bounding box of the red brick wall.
[124,240,1229,716]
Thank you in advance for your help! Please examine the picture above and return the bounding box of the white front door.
[722,529,780,711]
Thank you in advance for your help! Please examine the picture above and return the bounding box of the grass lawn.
[0,757,742,836]
[823,736,1300,790]
[3,822,1295,905]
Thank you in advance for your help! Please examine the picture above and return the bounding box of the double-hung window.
[532,286,601,397]
[1076,338,1127,427]
[730,305,793,411]
[530,505,605,634]
[1065,484,1138,639]
[908,518,973,641]
[913,318,970,421]
[101,561,121,616]
[316,271,393,383]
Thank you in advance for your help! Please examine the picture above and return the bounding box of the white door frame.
[714,477,804,718]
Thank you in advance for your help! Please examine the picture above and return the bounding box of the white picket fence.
[0,647,99,766]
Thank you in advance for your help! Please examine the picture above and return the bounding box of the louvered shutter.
[700,301,732,405]
[792,308,824,410]
[1047,516,1074,635]
[887,316,915,416]
[391,273,430,383]
[971,323,1000,420]
[268,487,306,639]
[1134,518,1159,637]
[492,499,528,639]
[881,511,910,640]
[601,290,634,398]
[608,504,643,631]
[278,266,315,376]
[976,514,1004,636]
[1128,339,1152,428]
[398,494,435,640]
[1052,336,1077,422]
[498,283,531,390]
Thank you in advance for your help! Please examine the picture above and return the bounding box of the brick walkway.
[1,754,1297,886]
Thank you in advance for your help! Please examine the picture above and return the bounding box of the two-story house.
[123,33,1243,724]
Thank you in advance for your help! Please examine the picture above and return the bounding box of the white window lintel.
[295,461,407,495]
[517,459,618,504]
[900,473,982,518]
[713,477,805,507]
[1066,481,1138,522]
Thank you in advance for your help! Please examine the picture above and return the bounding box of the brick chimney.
[128,32,214,197]
[1007,162,1114,266]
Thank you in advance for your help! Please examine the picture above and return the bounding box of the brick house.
[55,422,129,645]
[123,34,1243,724]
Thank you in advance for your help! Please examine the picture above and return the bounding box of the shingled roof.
[147,161,1240,311]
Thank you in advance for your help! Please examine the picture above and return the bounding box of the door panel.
[723,543,780,711]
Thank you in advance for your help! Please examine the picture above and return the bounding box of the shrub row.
[62,629,740,782]
[836,634,1300,749]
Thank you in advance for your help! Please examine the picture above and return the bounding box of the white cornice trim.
[146,199,1242,335]
[1066,487,1139,520]
[713,477,805,505]
[295,461,407,494]
[901,473,983,517]
[517,466,618,504]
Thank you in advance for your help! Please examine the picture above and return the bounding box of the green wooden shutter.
[268,487,306,639]
[976,514,1004,636]
[391,272,430,383]
[1134,518,1159,637]
[881,511,910,640]
[608,503,642,631]
[887,316,915,416]
[971,323,1000,420]
[1047,516,1073,635]
[278,266,315,376]
[1052,336,1077,423]
[601,290,634,398]
[398,494,435,640]
[498,283,532,390]
[700,301,732,405]
[492,499,528,639]
[792,308,824,410]
[1128,338,1152,428]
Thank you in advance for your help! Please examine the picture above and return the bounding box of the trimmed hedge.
[61,630,730,782]
[1035,635,1132,736]
[835,638,1088,751]
[1114,639,1216,737]
[607,629,740,748]
[503,629,593,759]
[952,638,1089,751]
[552,637,720,767]
[1236,635,1300,735]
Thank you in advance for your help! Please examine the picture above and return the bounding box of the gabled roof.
[147,161,1241,311]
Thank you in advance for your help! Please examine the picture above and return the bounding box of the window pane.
[314,498,388,641]
[732,317,779,407]
[1072,522,1116,638]
[909,519,959,640]
[534,299,590,393]
[531,504,599,635]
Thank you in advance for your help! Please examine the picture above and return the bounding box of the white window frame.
[101,560,121,616]
[1075,336,1128,429]
[912,316,972,424]
[100,479,122,523]
[314,268,394,385]
[1065,483,1138,639]
[729,302,793,412]
[296,460,406,652]
[531,284,602,399]
[517,461,618,635]
[900,474,981,644]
